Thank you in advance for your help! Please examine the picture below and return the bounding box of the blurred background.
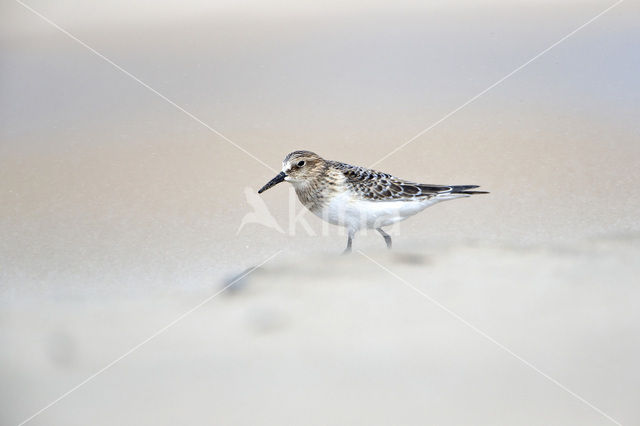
[1,1,639,425]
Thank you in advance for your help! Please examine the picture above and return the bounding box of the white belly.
[312,192,440,230]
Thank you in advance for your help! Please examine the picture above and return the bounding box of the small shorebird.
[258,150,488,253]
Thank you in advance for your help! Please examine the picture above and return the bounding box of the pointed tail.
[450,185,489,195]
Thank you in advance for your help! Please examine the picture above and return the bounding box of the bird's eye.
[297,161,305,167]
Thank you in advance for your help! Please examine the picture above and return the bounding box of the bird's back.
[329,161,488,202]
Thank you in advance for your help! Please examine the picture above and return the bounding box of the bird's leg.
[342,230,354,255]
[377,228,392,249]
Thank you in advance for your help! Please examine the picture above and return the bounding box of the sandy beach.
[2,1,639,424]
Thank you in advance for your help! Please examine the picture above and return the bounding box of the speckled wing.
[331,161,456,201]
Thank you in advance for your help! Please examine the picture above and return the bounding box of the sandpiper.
[258,150,488,253]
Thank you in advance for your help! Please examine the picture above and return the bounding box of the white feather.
[312,192,461,231]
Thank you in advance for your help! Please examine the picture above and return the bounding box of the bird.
[258,150,488,253]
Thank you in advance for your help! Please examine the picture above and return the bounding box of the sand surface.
[2,1,639,424]
[2,238,639,425]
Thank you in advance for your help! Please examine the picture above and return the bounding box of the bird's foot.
[384,237,392,250]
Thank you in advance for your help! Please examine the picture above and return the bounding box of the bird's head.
[258,150,325,193]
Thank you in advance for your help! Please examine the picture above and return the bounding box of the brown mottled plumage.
[259,151,488,253]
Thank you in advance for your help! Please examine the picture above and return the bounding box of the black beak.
[258,171,286,194]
